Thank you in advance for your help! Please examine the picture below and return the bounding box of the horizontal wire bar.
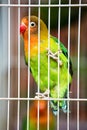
[0,4,87,7]
[0,98,87,101]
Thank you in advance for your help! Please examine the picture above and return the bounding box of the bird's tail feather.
[50,100,68,116]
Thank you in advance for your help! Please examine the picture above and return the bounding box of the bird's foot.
[46,48,63,66]
[35,90,50,99]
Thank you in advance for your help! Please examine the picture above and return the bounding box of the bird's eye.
[30,22,36,27]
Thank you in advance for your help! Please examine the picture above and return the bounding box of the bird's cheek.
[30,27,38,34]
[23,30,28,40]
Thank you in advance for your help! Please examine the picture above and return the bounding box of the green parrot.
[20,16,73,115]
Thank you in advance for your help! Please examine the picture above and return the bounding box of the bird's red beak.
[20,23,27,34]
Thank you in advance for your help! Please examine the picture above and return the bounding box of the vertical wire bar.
[7,0,10,130]
[57,0,61,129]
[17,0,20,130]
[37,0,40,130]
[27,0,31,130]
[67,0,71,130]
[47,0,50,130]
[77,0,81,130]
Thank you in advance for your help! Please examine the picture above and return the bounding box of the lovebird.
[22,100,56,130]
[20,16,73,115]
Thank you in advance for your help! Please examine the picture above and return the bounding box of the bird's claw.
[46,48,63,66]
[35,90,50,99]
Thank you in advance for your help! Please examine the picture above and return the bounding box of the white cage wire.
[0,0,87,130]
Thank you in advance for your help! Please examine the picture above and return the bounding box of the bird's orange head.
[20,16,48,59]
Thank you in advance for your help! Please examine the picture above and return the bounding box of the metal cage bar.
[47,0,51,130]
[0,4,87,7]
[27,0,31,130]
[37,0,41,129]
[7,0,10,130]
[57,0,61,130]
[17,0,21,130]
[0,97,87,101]
[67,0,71,130]
[77,0,81,130]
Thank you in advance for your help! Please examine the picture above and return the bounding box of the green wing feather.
[51,36,73,76]
[48,36,73,114]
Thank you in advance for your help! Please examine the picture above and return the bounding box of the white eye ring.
[30,22,36,27]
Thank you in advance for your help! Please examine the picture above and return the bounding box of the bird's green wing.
[51,36,73,76]
[51,36,68,57]
[49,36,73,114]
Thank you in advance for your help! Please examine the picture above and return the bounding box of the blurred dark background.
[0,0,87,130]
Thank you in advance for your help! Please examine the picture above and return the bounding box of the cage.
[0,0,87,130]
